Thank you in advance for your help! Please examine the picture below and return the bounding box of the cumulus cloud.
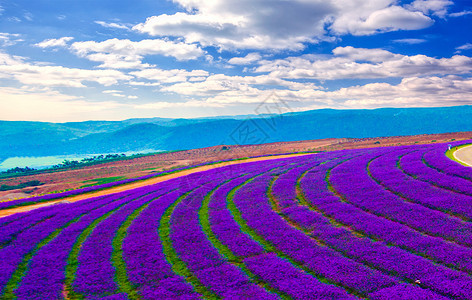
[228,53,262,65]
[70,38,205,68]
[406,0,453,18]
[255,46,472,80]
[331,5,433,36]
[133,0,442,51]
[133,0,335,50]
[333,76,472,108]
[0,51,131,87]
[172,75,472,110]
[35,37,74,48]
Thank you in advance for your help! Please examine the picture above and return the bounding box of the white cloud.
[456,43,472,52]
[160,74,320,97]
[255,47,472,80]
[134,100,223,110]
[449,11,472,17]
[83,53,154,69]
[333,76,472,108]
[130,68,209,83]
[172,76,472,110]
[0,51,131,87]
[95,21,130,30]
[35,37,74,48]
[331,5,433,36]
[8,17,21,22]
[103,89,126,97]
[133,0,439,51]
[407,0,452,18]
[23,12,33,21]
[133,0,336,51]
[0,33,23,47]
[70,38,205,68]
[228,53,262,65]
[393,38,427,44]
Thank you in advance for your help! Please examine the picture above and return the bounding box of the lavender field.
[1,141,472,299]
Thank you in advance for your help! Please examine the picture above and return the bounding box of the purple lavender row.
[311,155,472,276]
[0,189,135,296]
[121,168,239,299]
[171,165,282,299]
[243,253,356,300]
[122,166,267,299]
[369,283,449,300]
[369,150,472,245]
[208,165,356,299]
[273,163,472,299]
[206,159,282,257]
[377,149,472,220]
[123,189,200,299]
[0,207,58,248]
[423,144,472,180]
[0,152,316,211]
[233,173,396,296]
[335,148,472,244]
[13,189,147,299]
[0,192,123,249]
[72,184,174,298]
[402,149,472,196]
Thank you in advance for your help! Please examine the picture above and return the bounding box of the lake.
[0,150,162,171]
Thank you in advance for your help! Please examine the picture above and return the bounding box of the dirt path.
[0,153,315,218]
[454,145,472,167]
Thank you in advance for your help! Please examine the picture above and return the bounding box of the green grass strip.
[111,195,162,300]
[446,143,472,166]
[199,177,291,300]
[158,189,219,299]
[226,177,277,253]
[81,176,126,188]
[64,202,129,300]
[2,215,85,300]
[199,182,240,263]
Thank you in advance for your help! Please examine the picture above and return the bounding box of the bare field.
[1,132,470,200]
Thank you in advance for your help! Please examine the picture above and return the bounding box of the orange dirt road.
[0,153,315,218]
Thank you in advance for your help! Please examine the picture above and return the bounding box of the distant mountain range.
[2,105,472,162]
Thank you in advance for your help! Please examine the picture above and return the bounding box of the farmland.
[1,140,472,299]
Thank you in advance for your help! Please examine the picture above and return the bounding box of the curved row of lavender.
[1,140,472,299]
[0,151,312,211]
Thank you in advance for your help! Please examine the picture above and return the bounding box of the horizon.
[1,104,472,124]
[0,0,471,122]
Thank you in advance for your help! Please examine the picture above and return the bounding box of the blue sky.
[0,0,471,122]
